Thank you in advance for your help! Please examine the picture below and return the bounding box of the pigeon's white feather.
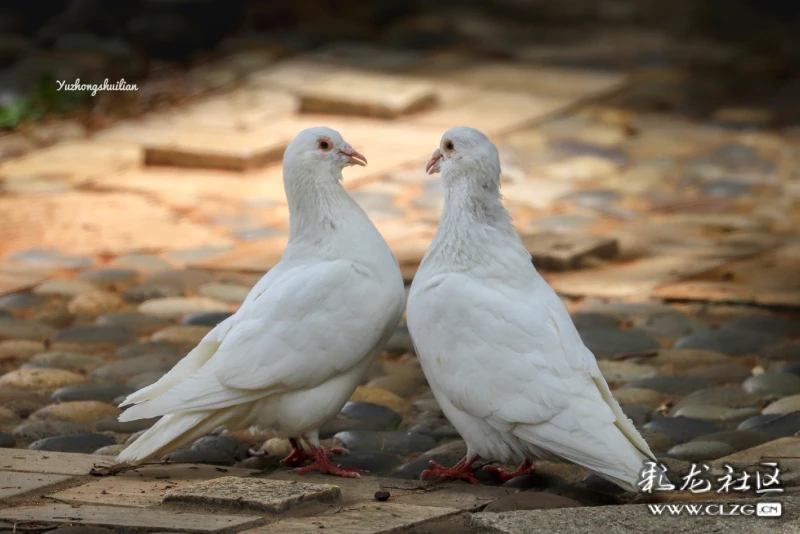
[407,126,655,492]
[117,127,406,465]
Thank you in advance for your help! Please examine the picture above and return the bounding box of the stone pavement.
[1,11,800,534]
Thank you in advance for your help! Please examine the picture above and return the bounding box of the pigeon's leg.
[282,437,350,467]
[294,432,362,478]
[483,459,535,482]
[421,455,482,485]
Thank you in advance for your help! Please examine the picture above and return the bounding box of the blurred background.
[0,1,799,519]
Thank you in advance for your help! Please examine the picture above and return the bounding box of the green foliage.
[0,73,93,130]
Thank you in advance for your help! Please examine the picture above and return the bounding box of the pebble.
[198,282,251,304]
[30,401,121,424]
[742,372,800,398]
[0,390,49,418]
[0,340,45,360]
[667,441,736,462]
[340,401,403,431]
[385,325,414,355]
[759,340,800,362]
[52,383,130,403]
[737,413,800,438]
[674,328,782,356]
[67,290,122,316]
[13,420,87,443]
[623,376,714,396]
[671,405,761,424]
[138,297,229,319]
[721,316,800,337]
[632,313,706,338]
[92,354,181,382]
[24,351,108,374]
[124,283,185,302]
[778,362,800,376]
[79,268,139,285]
[52,325,138,348]
[93,443,128,456]
[648,349,731,369]
[620,404,658,426]
[191,435,249,461]
[682,362,752,384]
[672,386,760,411]
[95,415,151,434]
[0,368,86,390]
[643,417,722,444]
[111,254,172,272]
[484,492,582,512]
[578,328,659,357]
[33,309,75,329]
[349,386,406,412]
[333,431,437,455]
[570,313,619,330]
[117,342,178,359]
[762,394,800,415]
[329,451,403,475]
[29,433,115,454]
[33,279,98,297]
[0,317,56,341]
[638,428,675,452]
[407,416,461,441]
[96,311,169,334]
[365,374,421,397]
[182,312,233,327]
[577,300,676,319]
[151,325,211,345]
[0,406,20,427]
[611,387,664,408]
[690,430,772,452]
[0,293,46,310]
[597,360,658,383]
[126,371,166,390]
[0,432,14,448]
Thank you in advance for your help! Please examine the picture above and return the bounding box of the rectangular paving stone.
[49,465,254,508]
[0,504,260,533]
[0,192,233,258]
[298,71,438,120]
[445,63,627,99]
[163,476,341,513]
[302,43,429,73]
[144,130,291,171]
[174,89,298,131]
[0,449,110,476]
[0,471,73,499]
[521,232,620,271]
[242,502,459,534]
[410,90,570,136]
[266,472,511,511]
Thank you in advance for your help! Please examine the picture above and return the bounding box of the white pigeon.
[116,127,406,478]
[406,127,657,492]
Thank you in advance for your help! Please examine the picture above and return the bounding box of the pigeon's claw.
[293,445,362,478]
[483,459,535,483]
[420,456,481,485]
[282,439,351,467]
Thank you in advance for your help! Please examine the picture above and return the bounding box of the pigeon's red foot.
[281,438,349,467]
[421,456,481,485]
[483,459,535,482]
[294,445,362,478]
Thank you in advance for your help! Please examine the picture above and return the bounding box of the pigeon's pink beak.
[426,148,442,175]
[338,143,367,167]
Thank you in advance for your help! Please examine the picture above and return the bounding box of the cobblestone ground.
[1,2,800,533]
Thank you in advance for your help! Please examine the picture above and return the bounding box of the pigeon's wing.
[409,272,654,465]
[121,260,399,420]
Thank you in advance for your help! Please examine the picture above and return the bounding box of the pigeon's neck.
[284,166,362,246]
[424,175,531,271]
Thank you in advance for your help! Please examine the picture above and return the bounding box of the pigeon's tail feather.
[116,409,233,465]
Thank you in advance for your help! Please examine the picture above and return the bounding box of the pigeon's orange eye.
[444,140,455,152]
[318,138,332,151]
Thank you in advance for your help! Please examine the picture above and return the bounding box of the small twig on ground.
[89,460,211,477]
[610,351,659,361]
[40,495,81,508]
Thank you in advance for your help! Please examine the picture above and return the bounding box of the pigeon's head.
[426,126,500,184]
[284,126,367,176]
